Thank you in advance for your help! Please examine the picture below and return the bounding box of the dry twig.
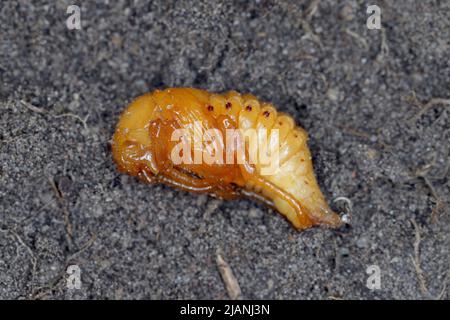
[216,249,242,300]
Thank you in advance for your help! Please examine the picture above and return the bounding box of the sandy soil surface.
[0,0,449,299]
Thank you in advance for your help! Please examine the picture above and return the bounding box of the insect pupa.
[112,88,343,230]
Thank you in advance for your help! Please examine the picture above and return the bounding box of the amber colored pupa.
[112,88,343,230]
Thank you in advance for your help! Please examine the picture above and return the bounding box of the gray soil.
[0,0,449,299]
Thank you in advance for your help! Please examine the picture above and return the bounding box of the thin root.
[66,233,97,262]
[20,99,89,130]
[48,177,73,249]
[410,218,448,299]
[345,29,369,51]
[304,0,320,20]
[376,28,389,63]
[406,92,450,122]
[412,166,446,223]
[420,176,445,223]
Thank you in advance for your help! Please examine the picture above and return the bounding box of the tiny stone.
[356,237,369,249]
[340,247,350,256]
[339,4,355,21]
[326,88,340,102]
[248,208,263,219]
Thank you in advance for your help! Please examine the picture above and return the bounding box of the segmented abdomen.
[112,88,342,230]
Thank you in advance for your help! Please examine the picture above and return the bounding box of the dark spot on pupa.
[263,111,270,117]
[225,102,232,109]
[207,105,214,111]
[245,105,252,111]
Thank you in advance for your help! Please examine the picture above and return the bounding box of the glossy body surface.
[112,88,342,230]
